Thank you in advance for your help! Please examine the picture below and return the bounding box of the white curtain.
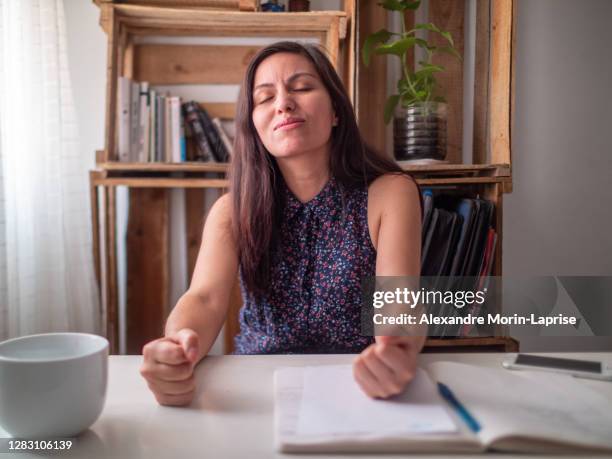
[0,0,99,340]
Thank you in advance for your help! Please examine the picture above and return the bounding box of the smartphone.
[502,353,612,381]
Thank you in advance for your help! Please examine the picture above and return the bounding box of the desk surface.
[3,352,612,459]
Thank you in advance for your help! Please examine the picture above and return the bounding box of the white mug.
[0,332,108,438]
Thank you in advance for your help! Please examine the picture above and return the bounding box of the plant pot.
[393,101,447,161]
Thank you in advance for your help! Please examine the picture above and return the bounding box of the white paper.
[295,365,457,437]
[428,361,612,450]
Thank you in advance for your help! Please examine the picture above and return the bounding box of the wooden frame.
[356,0,514,169]
[90,170,228,354]
[94,0,261,12]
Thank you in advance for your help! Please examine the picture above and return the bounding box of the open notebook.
[274,362,612,454]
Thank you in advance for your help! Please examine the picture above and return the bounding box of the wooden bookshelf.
[90,0,517,355]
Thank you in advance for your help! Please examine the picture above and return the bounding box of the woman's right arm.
[140,194,239,405]
[165,193,238,360]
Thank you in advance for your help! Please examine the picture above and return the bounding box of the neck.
[276,148,330,203]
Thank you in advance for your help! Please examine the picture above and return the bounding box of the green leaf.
[401,0,421,10]
[401,95,419,107]
[375,37,417,57]
[436,45,462,61]
[377,0,406,11]
[417,62,445,74]
[362,29,393,67]
[413,23,455,47]
[378,0,421,11]
[383,95,400,124]
[413,38,430,49]
[414,22,442,34]
[397,78,410,93]
[440,31,454,47]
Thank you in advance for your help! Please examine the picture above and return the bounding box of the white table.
[3,352,612,458]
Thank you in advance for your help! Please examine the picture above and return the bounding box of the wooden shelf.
[399,162,510,177]
[94,0,260,11]
[96,161,511,188]
[93,163,510,190]
[98,161,228,173]
[108,5,347,37]
[97,160,510,177]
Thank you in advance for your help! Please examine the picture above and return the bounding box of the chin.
[270,150,303,160]
[269,144,310,159]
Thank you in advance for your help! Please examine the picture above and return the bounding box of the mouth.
[274,118,305,131]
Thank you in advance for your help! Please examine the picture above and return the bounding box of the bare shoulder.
[205,193,234,234]
[367,173,421,249]
[369,173,420,211]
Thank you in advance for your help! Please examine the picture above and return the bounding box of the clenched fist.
[140,328,200,406]
[353,335,425,399]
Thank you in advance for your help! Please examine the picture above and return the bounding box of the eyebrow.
[253,72,317,92]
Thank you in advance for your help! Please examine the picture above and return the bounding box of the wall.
[63,0,106,169]
[505,0,612,351]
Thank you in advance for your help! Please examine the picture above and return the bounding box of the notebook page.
[296,365,456,437]
[427,361,612,451]
[274,367,304,446]
[274,366,482,453]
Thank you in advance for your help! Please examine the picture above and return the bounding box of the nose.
[275,88,295,113]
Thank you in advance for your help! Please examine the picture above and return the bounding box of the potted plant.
[362,0,461,161]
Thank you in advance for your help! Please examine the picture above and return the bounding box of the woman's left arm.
[353,174,425,398]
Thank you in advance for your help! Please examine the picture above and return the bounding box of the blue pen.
[438,382,481,433]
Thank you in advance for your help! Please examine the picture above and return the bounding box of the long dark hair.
[230,41,416,294]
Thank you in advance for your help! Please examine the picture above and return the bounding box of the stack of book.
[116,77,234,163]
[420,190,498,336]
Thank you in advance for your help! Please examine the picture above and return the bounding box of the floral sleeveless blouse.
[233,177,377,354]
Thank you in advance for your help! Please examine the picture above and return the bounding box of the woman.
[140,41,424,406]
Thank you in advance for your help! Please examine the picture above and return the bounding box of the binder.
[421,189,434,241]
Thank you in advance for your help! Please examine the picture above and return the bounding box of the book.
[275,362,612,454]
[169,96,181,163]
[164,96,172,162]
[421,208,461,278]
[148,88,157,162]
[180,115,187,162]
[197,106,229,162]
[116,77,131,162]
[217,117,235,140]
[156,94,165,162]
[460,228,498,336]
[447,198,477,278]
[130,80,140,162]
[182,101,214,162]
[138,82,150,162]
[463,199,493,278]
[421,189,434,241]
[212,117,234,159]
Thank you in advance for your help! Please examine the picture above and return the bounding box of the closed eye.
[255,87,311,104]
